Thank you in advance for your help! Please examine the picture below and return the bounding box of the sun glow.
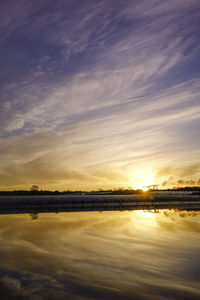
[131,171,155,191]
[133,183,149,192]
[141,186,149,192]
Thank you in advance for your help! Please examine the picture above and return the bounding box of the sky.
[0,0,200,191]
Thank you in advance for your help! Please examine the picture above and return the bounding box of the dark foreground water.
[0,210,200,299]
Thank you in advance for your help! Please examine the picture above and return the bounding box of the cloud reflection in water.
[0,210,200,299]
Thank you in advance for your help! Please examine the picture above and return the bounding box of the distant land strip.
[0,194,200,215]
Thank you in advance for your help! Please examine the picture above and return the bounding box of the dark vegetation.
[0,186,199,196]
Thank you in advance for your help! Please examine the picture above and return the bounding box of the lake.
[0,209,200,299]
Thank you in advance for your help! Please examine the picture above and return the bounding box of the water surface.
[0,209,200,299]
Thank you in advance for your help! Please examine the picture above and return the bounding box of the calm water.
[0,210,200,299]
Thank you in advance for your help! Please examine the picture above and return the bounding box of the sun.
[131,171,155,191]
[132,182,150,191]
[141,186,149,192]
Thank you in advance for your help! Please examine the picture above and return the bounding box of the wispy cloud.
[0,0,200,189]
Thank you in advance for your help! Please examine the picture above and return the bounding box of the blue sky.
[0,0,200,190]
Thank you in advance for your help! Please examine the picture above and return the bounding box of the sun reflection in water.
[140,211,154,218]
[132,210,157,229]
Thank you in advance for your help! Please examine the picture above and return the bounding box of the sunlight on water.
[136,210,155,218]
[0,210,200,299]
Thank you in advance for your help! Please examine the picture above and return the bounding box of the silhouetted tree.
[31,185,39,192]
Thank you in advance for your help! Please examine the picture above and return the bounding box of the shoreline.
[0,194,200,214]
